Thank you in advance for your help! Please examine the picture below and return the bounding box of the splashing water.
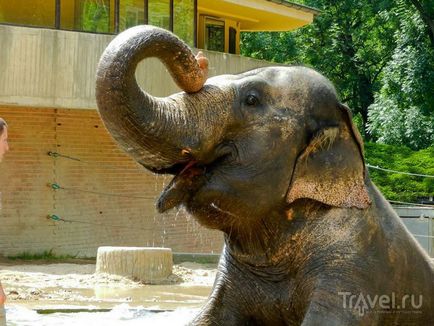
[6,305,199,326]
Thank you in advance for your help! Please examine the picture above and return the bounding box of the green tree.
[408,0,434,47]
[293,0,398,139]
[367,1,434,150]
[240,32,299,64]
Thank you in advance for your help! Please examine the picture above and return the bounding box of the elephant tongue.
[157,165,205,213]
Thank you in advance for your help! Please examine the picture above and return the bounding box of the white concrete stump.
[96,246,173,283]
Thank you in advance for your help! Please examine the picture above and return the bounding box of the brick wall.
[0,106,223,257]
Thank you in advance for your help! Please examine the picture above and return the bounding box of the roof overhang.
[198,0,319,31]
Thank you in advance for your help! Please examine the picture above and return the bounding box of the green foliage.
[173,0,195,47]
[240,32,299,64]
[296,0,397,108]
[367,5,434,150]
[81,1,110,33]
[365,143,434,202]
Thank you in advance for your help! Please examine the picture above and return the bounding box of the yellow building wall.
[225,18,240,54]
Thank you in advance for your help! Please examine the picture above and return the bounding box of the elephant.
[96,26,434,325]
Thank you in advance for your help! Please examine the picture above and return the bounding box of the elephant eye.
[245,94,259,106]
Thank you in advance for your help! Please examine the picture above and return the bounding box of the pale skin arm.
[0,282,6,305]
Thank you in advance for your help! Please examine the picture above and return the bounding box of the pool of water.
[6,304,199,325]
[4,281,212,325]
[1,262,215,325]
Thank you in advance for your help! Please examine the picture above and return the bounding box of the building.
[0,0,318,54]
[0,1,317,257]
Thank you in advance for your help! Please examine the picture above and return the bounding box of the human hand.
[0,284,6,305]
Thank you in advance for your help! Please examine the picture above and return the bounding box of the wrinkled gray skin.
[96,26,434,325]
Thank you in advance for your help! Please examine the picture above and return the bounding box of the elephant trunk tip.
[171,51,209,93]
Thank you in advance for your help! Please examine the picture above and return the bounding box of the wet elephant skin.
[96,26,434,325]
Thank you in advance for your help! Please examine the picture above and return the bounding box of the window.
[205,18,224,52]
[229,27,236,54]
[61,0,115,33]
[0,0,197,46]
[0,0,55,28]
[148,0,170,30]
[173,0,194,47]
[119,0,145,31]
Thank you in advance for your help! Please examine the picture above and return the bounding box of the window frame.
[203,16,226,53]
[0,0,198,46]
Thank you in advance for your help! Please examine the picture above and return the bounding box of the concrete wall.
[0,25,273,257]
[395,207,434,258]
[0,25,271,109]
[401,217,434,258]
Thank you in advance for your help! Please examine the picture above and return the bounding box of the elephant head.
[96,26,370,236]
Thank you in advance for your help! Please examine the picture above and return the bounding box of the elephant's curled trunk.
[95,25,208,171]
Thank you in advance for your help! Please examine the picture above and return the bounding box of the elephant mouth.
[156,148,234,213]
[156,160,205,213]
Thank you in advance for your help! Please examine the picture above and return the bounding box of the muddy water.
[9,284,212,309]
[6,284,212,325]
[96,284,211,308]
[1,262,216,325]
[7,305,200,325]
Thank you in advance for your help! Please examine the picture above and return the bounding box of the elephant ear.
[286,104,371,209]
